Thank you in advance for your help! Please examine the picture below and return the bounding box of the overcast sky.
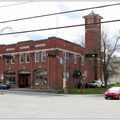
[0,1,120,45]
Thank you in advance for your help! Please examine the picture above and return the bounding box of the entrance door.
[19,74,30,88]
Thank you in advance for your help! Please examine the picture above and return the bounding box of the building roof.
[83,11,103,19]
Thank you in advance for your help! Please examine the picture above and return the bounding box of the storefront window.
[34,76,47,85]
[5,71,16,85]
[33,70,47,85]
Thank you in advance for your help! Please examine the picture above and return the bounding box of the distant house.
[108,57,120,84]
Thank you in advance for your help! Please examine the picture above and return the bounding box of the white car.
[89,80,103,88]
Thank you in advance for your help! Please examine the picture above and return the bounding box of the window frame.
[26,52,30,63]
[41,51,46,62]
[35,52,39,62]
[11,55,15,64]
[20,53,24,63]
[74,54,77,64]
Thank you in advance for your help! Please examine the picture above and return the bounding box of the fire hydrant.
[80,86,83,94]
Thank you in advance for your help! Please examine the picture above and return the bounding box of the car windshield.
[109,87,120,92]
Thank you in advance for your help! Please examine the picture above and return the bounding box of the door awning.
[19,71,30,74]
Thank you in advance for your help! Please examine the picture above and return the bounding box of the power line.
[0,19,120,36]
[0,2,120,24]
[0,0,33,9]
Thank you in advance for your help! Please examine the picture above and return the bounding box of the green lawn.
[67,88,106,94]
[111,83,120,87]
[64,84,120,94]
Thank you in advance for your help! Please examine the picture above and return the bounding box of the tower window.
[87,18,94,24]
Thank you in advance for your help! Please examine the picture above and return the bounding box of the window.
[35,52,39,62]
[87,18,94,24]
[34,70,47,86]
[6,58,10,64]
[11,55,15,64]
[5,71,16,85]
[34,76,47,85]
[26,53,30,63]
[41,51,46,62]
[20,53,24,63]
[81,55,84,66]
[63,51,66,63]
[74,54,77,64]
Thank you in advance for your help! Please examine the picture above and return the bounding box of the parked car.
[104,87,120,100]
[88,80,103,88]
[77,82,89,88]
[3,83,11,89]
[0,83,7,89]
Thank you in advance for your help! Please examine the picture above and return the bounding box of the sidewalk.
[5,88,63,94]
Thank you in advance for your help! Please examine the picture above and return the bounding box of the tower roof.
[83,11,103,19]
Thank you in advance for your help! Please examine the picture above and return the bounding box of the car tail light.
[105,90,110,94]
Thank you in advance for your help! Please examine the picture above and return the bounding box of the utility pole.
[63,52,67,94]
[63,58,67,93]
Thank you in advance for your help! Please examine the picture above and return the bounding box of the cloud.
[0,35,29,45]
[0,1,119,46]
[24,33,45,40]
[57,3,83,19]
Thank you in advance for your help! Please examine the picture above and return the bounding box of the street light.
[0,27,12,33]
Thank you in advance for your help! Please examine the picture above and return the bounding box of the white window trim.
[6,58,10,65]
[26,53,30,63]
[35,52,39,62]
[74,54,77,64]
[41,51,46,62]
[11,55,15,64]
[20,53,24,63]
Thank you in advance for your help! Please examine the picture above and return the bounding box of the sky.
[0,1,120,45]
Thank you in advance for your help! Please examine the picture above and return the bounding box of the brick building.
[0,11,102,89]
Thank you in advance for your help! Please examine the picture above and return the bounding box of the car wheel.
[105,97,108,99]
[118,95,120,100]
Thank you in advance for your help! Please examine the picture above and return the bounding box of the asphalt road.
[0,91,120,120]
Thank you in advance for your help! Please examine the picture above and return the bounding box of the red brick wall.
[0,37,84,89]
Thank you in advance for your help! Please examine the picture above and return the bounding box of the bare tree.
[79,35,85,47]
[101,29,120,88]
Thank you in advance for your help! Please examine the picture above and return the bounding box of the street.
[0,91,120,120]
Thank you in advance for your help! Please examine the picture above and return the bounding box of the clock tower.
[83,11,103,82]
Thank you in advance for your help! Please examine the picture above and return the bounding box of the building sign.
[6,48,15,51]
[19,71,30,74]
[35,44,46,48]
[20,46,30,50]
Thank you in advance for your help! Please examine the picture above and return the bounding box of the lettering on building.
[6,48,15,51]
[35,44,46,48]
[20,46,30,50]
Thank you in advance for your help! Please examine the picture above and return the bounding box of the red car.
[104,87,120,100]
